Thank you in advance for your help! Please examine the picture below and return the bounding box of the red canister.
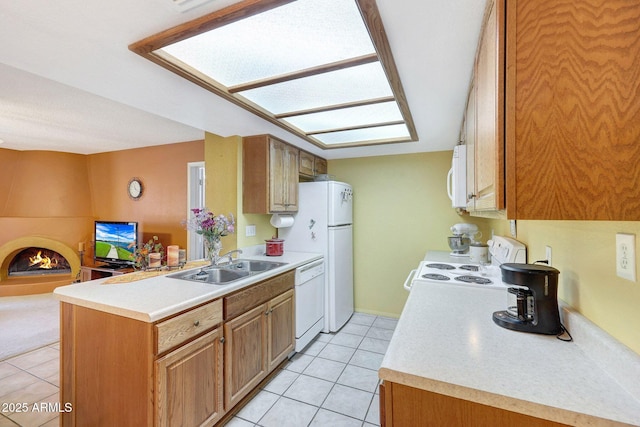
[265,238,284,256]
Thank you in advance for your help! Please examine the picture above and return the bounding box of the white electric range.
[403,236,527,291]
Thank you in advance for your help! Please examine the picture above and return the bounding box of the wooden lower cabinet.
[155,328,224,427]
[267,289,294,371]
[224,288,295,408]
[380,381,569,427]
[224,304,268,409]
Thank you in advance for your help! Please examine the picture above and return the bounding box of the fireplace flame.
[29,251,58,269]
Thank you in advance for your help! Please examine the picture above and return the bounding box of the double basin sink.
[168,259,287,286]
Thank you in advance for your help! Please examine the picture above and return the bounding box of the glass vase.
[204,238,222,265]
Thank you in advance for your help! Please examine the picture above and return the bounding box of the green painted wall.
[330,151,640,354]
[507,220,640,354]
[204,132,274,252]
[329,151,494,317]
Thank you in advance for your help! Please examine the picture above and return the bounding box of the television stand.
[80,263,134,282]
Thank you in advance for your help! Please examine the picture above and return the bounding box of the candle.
[178,249,186,264]
[149,253,161,268]
[167,245,179,267]
[78,242,85,252]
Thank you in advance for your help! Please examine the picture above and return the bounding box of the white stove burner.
[413,261,505,289]
[404,236,527,292]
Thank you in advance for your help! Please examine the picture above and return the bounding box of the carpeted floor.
[0,293,59,361]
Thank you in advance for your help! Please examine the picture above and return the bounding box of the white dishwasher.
[295,259,325,352]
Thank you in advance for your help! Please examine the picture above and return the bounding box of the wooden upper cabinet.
[243,135,299,213]
[299,150,328,179]
[466,0,505,213]
[505,0,640,219]
[465,85,477,212]
[314,157,328,175]
[299,151,315,177]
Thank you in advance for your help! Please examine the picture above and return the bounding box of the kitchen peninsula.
[379,282,640,426]
[54,250,321,426]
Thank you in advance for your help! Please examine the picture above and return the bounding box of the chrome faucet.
[215,249,243,265]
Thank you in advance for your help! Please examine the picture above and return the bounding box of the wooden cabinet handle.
[193,320,200,327]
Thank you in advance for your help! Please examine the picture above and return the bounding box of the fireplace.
[0,236,81,296]
[8,247,72,277]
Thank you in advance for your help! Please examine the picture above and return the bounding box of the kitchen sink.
[226,259,287,273]
[168,259,286,285]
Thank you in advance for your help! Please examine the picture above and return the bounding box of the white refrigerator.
[280,181,354,332]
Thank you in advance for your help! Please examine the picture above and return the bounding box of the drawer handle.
[193,320,200,327]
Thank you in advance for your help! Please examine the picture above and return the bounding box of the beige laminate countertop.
[379,281,640,426]
[54,249,322,323]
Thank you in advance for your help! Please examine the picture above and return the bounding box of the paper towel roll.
[270,214,295,228]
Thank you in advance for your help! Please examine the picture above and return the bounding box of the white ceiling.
[0,0,486,159]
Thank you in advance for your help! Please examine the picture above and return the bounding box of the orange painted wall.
[0,149,92,217]
[0,141,204,266]
[0,149,95,279]
[86,140,204,250]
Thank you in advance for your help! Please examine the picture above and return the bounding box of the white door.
[187,162,205,261]
[328,225,354,331]
[328,182,352,226]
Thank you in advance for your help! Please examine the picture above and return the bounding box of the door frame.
[187,161,205,261]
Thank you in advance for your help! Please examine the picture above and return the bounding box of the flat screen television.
[94,221,138,268]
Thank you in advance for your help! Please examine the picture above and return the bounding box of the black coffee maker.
[493,263,562,335]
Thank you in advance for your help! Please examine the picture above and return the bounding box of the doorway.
[187,161,205,261]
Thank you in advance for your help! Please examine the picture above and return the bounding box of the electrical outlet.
[245,225,256,237]
[545,246,552,267]
[616,233,636,282]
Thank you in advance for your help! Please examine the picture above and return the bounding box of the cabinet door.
[465,85,477,211]
[224,303,268,409]
[314,157,327,175]
[473,0,505,211]
[267,289,295,371]
[269,139,288,212]
[299,151,315,177]
[155,327,224,427]
[284,144,299,211]
[506,0,640,220]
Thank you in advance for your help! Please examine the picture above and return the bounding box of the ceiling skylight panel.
[130,0,418,148]
[161,0,376,87]
[281,102,403,133]
[314,123,411,145]
[238,62,393,115]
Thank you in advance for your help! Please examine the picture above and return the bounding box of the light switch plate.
[616,233,636,282]
[245,225,256,237]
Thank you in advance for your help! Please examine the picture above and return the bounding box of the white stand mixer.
[448,223,480,256]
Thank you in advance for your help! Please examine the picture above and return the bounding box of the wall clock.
[127,177,143,200]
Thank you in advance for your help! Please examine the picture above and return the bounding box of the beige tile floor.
[0,313,396,427]
[0,343,60,427]
[227,313,396,427]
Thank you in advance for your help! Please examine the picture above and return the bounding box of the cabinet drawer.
[224,271,294,320]
[156,299,223,354]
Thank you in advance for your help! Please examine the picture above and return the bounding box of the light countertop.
[379,281,640,426]
[54,249,322,323]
